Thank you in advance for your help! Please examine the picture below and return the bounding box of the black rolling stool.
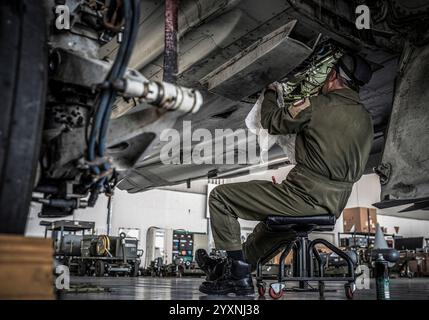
[256,214,357,299]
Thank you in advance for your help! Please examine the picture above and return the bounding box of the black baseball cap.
[336,53,373,87]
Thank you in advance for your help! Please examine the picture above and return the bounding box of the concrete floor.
[61,276,429,300]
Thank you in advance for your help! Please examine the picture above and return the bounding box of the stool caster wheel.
[344,282,356,300]
[269,283,285,299]
[257,282,266,296]
[318,281,325,298]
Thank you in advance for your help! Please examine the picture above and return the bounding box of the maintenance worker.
[196,53,374,296]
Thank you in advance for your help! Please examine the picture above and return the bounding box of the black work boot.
[199,258,254,296]
[195,249,226,281]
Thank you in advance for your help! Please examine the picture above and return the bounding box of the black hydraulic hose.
[87,0,141,181]
[88,0,131,162]
[98,0,141,158]
[88,0,132,164]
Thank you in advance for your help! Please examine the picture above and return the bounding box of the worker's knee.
[209,185,224,198]
[208,185,227,207]
[208,185,231,223]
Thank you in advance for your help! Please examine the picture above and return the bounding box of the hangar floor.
[60,277,429,300]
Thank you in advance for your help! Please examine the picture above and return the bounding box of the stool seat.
[265,214,336,232]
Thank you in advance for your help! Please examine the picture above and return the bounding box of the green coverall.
[209,88,374,268]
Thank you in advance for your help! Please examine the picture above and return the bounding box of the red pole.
[163,0,179,84]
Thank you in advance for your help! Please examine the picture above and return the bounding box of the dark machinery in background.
[143,229,204,277]
[41,219,95,272]
[143,257,202,278]
[391,237,429,278]
[333,233,429,279]
[142,257,165,277]
[42,220,143,277]
[81,233,143,277]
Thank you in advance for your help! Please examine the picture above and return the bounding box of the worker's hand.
[266,82,282,93]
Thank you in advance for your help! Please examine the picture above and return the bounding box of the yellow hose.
[96,235,111,256]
